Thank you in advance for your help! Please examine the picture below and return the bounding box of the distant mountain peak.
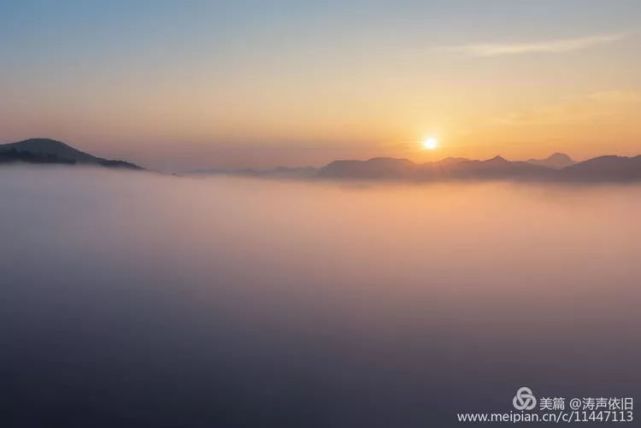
[485,155,509,163]
[528,152,574,169]
[561,155,641,181]
[547,152,573,161]
[0,138,142,170]
[16,138,70,147]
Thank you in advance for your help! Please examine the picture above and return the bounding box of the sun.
[422,137,439,151]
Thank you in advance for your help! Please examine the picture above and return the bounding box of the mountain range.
[0,138,142,170]
[317,154,641,181]
[4,138,641,182]
[196,152,641,182]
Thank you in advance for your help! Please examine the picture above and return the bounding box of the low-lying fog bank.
[1,167,639,427]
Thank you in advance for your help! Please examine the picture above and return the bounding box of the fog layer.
[1,167,639,427]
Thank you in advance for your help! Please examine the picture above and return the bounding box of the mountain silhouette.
[316,154,641,182]
[6,138,639,182]
[0,138,142,170]
[422,156,550,179]
[560,155,641,181]
[527,153,574,169]
[193,153,641,182]
[318,155,552,180]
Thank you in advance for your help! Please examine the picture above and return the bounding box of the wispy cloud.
[441,33,629,57]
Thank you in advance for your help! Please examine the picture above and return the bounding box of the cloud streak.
[442,33,628,57]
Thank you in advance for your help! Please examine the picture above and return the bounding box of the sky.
[0,0,640,170]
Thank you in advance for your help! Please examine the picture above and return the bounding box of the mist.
[1,166,639,427]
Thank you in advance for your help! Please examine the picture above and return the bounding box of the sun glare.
[422,137,439,151]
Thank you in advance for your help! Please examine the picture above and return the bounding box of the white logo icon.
[513,387,537,411]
